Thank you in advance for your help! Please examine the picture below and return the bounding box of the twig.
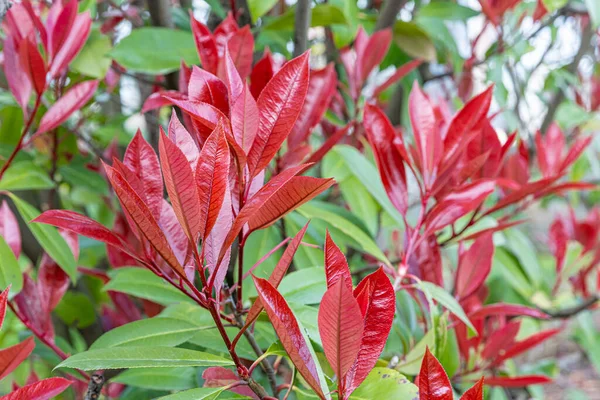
[541,296,598,319]
[84,373,105,400]
[293,0,311,57]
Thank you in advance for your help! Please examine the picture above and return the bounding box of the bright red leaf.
[418,347,452,400]
[460,377,484,400]
[324,231,353,291]
[483,375,552,387]
[455,233,494,300]
[0,377,72,400]
[0,337,35,381]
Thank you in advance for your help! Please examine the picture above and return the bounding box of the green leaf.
[71,28,112,78]
[417,281,477,335]
[395,328,435,375]
[9,194,77,282]
[0,235,22,297]
[339,176,380,237]
[110,28,199,75]
[504,229,541,288]
[350,368,418,399]
[59,162,109,195]
[105,268,194,305]
[91,318,202,349]
[542,0,568,12]
[158,388,224,400]
[264,4,347,31]
[0,161,55,191]
[54,292,96,328]
[393,21,436,61]
[297,201,390,265]
[158,303,214,328]
[278,267,326,305]
[112,367,196,391]
[248,0,278,23]
[418,2,478,20]
[585,0,600,27]
[55,347,233,370]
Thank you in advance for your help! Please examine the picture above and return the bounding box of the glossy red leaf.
[0,337,35,381]
[141,90,185,113]
[0,287,9,330]
[0,377,72,400]
[250,49,275,98]
[247,52,310,178]
[196,122,230,240]
[3,35,32,112]
[163,97,225,142]
[409,233,443,285]
[344,268,395,395]
[226,26,254,79]
[188,66,229,115]
[33,210,134,257]
[36,80,99,136]
[460,377,484,400]
[159,201,190,272]
[189,12,218,74]
[0,200,21,258]
[483,375,552,387]
[318,279,364,382]
[492,329,561,366]
[418,347,452,400]
[159,129,202,243]
[205,184,232,296]
[19,38,47,95]
[21,1,48,51]
[104,163,185,276]
[359,29,392,83]
[324,232,353,291]
[373,59,422,97]
[455,233,494,300]
[253,276,327,399]
[221,45,244,104]
[231,84,259,154]
[425,180,495,234]
[247,176,334,231]
[468,303,549,320]
[364,103,409,215]
[48,0,77,61]
[49,12,92,79]
[409,82,440,187]
[168,111,200,168]
[246,224,309,325]
[289,64,338,148]
[202,367,258,399]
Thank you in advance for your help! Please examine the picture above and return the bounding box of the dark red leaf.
[250,49,275,98]
[48,12,92,79]
[483,375,552,387]
[231,84,259,154]
[253,276,327,399]
[48,0,77,61]
[38,256,69,312]
[364,103,409,215]
[374,59,422,97]
[468,303,550,320]
[188,66,229,115]
[455,233,494,300]
[0,200,21,258]
[409,233,443,286]
[418,347,453,400]
[36,80,99,136]
[247,52,310,178]
[190,12,218,74]
[409,82,440,187]
[460,377,484,400]
[0,377,72,400]
[14,276,54,341]
[324,232,353,291]
[0,337,35,381]
[19,38,47,95]
[159,129,202,243]
[318,279,364,382]
[344,268,395,396]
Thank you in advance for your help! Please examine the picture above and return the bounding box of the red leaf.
[324,232,353,291]
[188,66,229,115]
[3,35,32,112]
[123,130,164,219]
[19,38,47,95]
[226,26,254,80]
[468,303,549,320]
[0,287,9,330]
[359,29,392,83]
[247,52,310,178]
[164,97,225,142]
[417,347,453,400]
[221,45,244,104]
[14,275,54,341]
[202,367,258,399]
[36,80,99,136]
[408,233,443,286]
[48,0,77,61]
[246,176,334,231]
[48,12,92,79]
[289,64,337,148]
[482,320,521,361]
[483,178,556,216]
[168,111,199,168]
[253,276,327,399]
[246,224,309,325]
[0,200,21,258]
[483,375,552,387]
[38,256,69,312]
[0,377,72,400]
[536,125,564,178]
[205,184,232,295]
[455,233,494,300]
[344,268,395,395]
[0,337,35,381]
[231,84,259,154]
[373,59,422,97]
[492,329,561,366]
[33,210,134,257]
[304,123,351,165]
[425,180,495,234]
[318,280,364,382]
[190,12,218,74]
[159,129,202,243]
[459,220,525,242]
[460,377,484,400]
[250,49,275,98]
[104,163,185,277]
[409,82,441,187]
[559,136,592,173]
[364,103,409,215]
[550,218,568,273]
[141,90,184,113]
[196,122,231,239]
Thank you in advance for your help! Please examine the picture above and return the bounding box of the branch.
[84,373,105,400]
[375,0,407,31]
[541,296,598,319]
[293,0,311,57]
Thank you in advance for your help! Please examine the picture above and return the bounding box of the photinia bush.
[0,0,598,399]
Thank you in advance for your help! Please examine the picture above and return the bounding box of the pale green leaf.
[278,267,326,305]
[248,0,278,23]
[0,161,54,191]
[395,329,435,375]
[393,21,436,61]
[417,282,477,335]
[158,387,224,400]
[350,368,418,399]
[71,28,112,78]
[0,235,22,297]
[112,367,196,391]
[418,2,478,20]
